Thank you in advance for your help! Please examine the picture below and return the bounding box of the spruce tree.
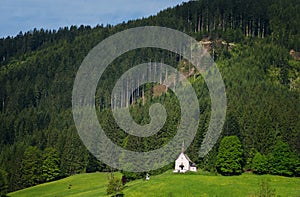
[41,148,60,182]
[216,136,244,175]
[0,169,7,197]
[268,140,298,176]
[252,152,268,174]
[20,146,42,187]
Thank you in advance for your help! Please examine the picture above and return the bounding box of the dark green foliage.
[216,136,243,175]
[245,148,257,171]
[295,164,300,177]
[268,140,299,176]
[269,0,300,49]
[222,112,240,137]
[20,146,42,187]
[121,171,144,182]
[0,169,7,197]
[59,127,88,177]
[252,152,268,175]
[86,153,108,173]
[200,146,218,173]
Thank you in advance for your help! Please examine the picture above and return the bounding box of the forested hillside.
[0,0,300,194]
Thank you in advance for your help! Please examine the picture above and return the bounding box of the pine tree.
[59,127,88,176]
[41,147,60,182]
[252,152,268,174]
[245,148,257,171]
[216,136,244,175]
[268,140,298,176]
[0,169,7,197]
[20,146,42,187]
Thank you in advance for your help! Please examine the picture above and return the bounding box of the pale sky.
[0,0,187,38]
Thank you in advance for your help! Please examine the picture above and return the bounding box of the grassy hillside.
[8,172,122,197]
[8,171,300,197]
[124,171,300,197]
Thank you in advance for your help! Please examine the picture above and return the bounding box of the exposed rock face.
[200,39,235,51]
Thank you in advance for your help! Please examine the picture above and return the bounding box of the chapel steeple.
[181,141,184,153]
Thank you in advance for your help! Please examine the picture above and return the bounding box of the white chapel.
[174,142,197,173]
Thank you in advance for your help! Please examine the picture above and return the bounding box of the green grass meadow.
[8,171,300,197]
[124,171,300,197]
[8,172,122,197]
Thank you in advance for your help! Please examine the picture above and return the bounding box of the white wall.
[174,153,190,172]
[190,166,197,172]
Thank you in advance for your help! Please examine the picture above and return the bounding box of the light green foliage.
[216,136,243,175]
[106,177,123,196]
[252,152,268,175]
[41,147,60,182]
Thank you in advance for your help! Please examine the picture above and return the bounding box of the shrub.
[107,177,123,196]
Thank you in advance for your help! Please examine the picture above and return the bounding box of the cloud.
[0,0,187,38]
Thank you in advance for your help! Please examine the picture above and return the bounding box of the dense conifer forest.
[0,0,299,194]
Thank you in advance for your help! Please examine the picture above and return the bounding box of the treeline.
[216,136,299,176]
[0,0,300,195]
[149,0,300,49]
[2,0,299,67]
[0,24,114,68]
